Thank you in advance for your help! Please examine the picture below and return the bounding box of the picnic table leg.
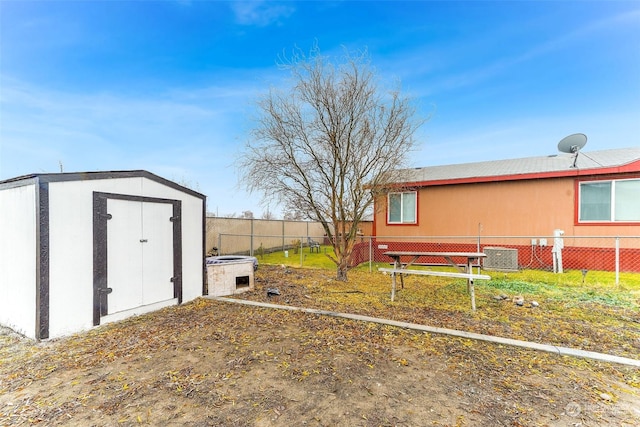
[467,258,476,311]
[394,258,405,290]
[469,278,476,311]
[391,272,396,302]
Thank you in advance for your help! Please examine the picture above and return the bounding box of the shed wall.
[0,183,37,338]
[46,177,204,338]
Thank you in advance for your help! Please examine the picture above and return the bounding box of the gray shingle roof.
[394,147,640,184]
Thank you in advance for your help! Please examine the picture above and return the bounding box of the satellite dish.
[557,133,587,168]
[557,133,587,154]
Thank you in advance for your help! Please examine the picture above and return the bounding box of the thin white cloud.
[0,75,269,213]
[230,0,295,27]
[396,8,640,97]
[502,8,640,71]
[0,77,243,176]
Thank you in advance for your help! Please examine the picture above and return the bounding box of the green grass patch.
[549,289,638,308]
[256,251,640,310]
[484,279,544,295]
[483,276,639,308]
[258,246,337,269]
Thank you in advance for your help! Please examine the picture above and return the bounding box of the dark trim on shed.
[202,201,208,296]
[171,201,183,302]
[92,191,183,326]
[36,179,50,340]
[1,170,206,200]
[93,193,109,325]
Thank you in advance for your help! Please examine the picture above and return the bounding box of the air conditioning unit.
[483,247,518,271]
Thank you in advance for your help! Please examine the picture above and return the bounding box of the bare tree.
[261,209,276,220]
[240,210,254,219]
[240,46,426,281]
[283,209,305,221]
[223,211,254,219]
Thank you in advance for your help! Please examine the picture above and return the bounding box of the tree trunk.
[336,258,349,281]
[336,266,348,281]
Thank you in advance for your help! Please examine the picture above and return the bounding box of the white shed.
[0,170,206,340]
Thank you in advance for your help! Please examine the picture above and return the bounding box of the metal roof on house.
[394,147,640,186]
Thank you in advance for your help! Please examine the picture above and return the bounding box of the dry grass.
[1,265,639,426]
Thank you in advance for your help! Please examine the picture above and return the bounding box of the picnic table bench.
[379,251,491,311]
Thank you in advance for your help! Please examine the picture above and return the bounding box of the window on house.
[388,191,416,224]
[579,179,640,222]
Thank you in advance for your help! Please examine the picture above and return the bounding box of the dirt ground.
[1,265,639,426]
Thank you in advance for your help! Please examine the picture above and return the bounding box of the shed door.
[106,199,174,314]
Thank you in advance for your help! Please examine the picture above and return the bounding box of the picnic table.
[379,251,491,311]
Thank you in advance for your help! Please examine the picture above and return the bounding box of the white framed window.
[388,191,417,224]
[579,178,640,222]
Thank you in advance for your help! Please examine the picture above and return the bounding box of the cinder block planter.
[207,260,254,297]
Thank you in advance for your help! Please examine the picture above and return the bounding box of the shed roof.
[0,170,206,199]
[393,147,640,187]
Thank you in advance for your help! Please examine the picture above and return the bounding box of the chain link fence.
[211,223,640,286]
[206,216,325,256]
[351,235,640,286]
[217,233,329,256]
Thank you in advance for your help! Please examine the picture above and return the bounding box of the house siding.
[376,178,573,235]
[374,174,640,245]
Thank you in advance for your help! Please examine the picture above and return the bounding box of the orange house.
[366,147,640,272]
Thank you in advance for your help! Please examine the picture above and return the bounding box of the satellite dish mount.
[557,133,587,168]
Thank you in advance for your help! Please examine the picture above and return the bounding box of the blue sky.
[1,1,639,217]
